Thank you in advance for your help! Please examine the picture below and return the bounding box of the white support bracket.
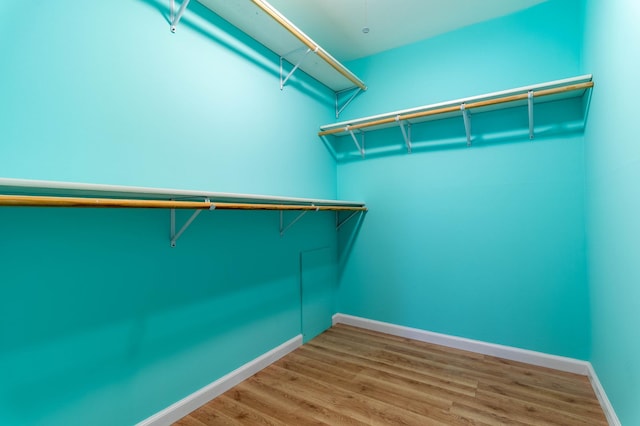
[170,0,192,33]
[461,103,472,147]
[528,90,535,140]
[346,125,365,158]
[336,210,362,231]
[280,205,319,237]
[336,87,363,118]
[170,198,214,247]
[396,115,412,153]
[280,46,318,90]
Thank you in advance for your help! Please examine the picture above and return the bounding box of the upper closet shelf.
[170,0,366,112]
[0,178,364,208]
[318,75,594,159]
[0,178,366,246]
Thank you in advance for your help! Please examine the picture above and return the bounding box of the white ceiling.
[266,0,548,62]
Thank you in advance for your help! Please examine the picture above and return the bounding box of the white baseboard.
[333,313,621,425]
[587,364,622,426]
[138,316,620,426]
[137,334,303,426]
[333,314,589,375]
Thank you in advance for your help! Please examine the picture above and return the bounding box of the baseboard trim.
[587,363,622,426]
[333,314,623,425]
[138,317,621,426]
[333,314,589,375]
[137,334,303,426]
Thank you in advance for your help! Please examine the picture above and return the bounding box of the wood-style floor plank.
[175,324,607,425]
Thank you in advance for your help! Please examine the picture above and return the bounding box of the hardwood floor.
[174,324,607,425]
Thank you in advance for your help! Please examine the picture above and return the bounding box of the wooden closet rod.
[250,0,367,91]
[318,81,594,136]
[0,195,366,211]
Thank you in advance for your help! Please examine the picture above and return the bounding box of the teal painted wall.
[5,0,635,423]
[300,248,338,342]
[0,208,337,425]
[0,0,336,196]
[583,0,640,423]
[338,1,585,121]
[0,1,339,425]
[336,0,591,359]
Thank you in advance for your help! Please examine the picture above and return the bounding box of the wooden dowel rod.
[318,81,594,136]
[250,0,367,91]
[0,195,367,212]
[462,81,594,110]
[534,81,593,97]
[400,105,462,122]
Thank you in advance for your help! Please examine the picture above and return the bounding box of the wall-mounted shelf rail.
[170,0,366,116]
[0,178,366,246]
[0,195,365,212]
[319,75,594,160]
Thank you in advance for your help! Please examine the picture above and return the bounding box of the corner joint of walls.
[586,364,622,426]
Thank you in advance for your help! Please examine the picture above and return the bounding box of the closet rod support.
[336,210,361,231]
[280,47,317,90]
[170,198,213,247]
[280,205,318,236]
[170,0,192,33]
[171,209,201,247]
[346,126,365,158]
[336,87,363,118]
[528,90,535,140]
[396,116,412,153]
[461,103,472,147]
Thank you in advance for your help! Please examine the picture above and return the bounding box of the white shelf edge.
[248,0,366,91]
[194,0,366,93]
[320,74,593,131]
[0,178,365,207]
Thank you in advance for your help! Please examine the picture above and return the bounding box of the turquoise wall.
[336,0,591,359]
[337,1,584,121]
[583,0,640,423]
[0,0,336,195]
[0,1,339,425]
[0,208,337,425]
[4,0,635,423]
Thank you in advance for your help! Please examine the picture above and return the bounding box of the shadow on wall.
[337,209,367,281]
[136,0,336,107]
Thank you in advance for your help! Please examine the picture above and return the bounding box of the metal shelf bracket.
[280,205,319,237]
[461,103,472,147]
[346,126,365,158]
[528,90,535,140]
[336,87,363,118]
[396,115,412,153]
[280,46,319,90]
[170,0,192,33]
[336,210,363,231]
[170,198,214,247]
